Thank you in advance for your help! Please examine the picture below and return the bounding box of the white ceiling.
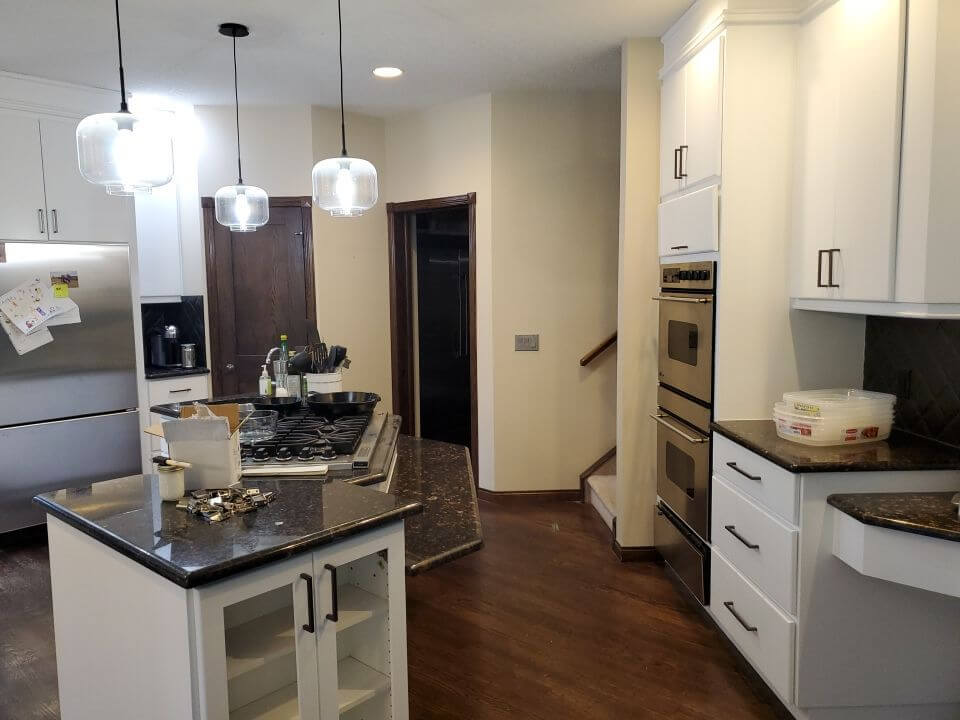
[0,0,691,116]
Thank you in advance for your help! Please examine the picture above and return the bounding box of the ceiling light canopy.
[214,22,269,232]
[373,66,403,78]
[312,0,378,217]
[76,0,174,195]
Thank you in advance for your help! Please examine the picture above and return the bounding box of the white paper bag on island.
[161,404,242,491]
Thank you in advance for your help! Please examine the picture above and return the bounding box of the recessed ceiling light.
[373,66,403,78]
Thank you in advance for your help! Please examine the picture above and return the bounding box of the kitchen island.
[34,425,482,720]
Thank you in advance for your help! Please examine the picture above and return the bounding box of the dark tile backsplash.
[141,296,207,372]
[863,317,960,447]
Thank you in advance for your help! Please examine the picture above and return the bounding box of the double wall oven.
[652,261,715,604]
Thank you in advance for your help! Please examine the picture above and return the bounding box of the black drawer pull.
[723,601,758,633]
[324,563,339,622]
[300,573,315,633]
[724,525,760,550]
[726,461,761,481]
[169,388,192,394]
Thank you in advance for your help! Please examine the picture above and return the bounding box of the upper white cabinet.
[0,113,49,241]
[135,183,183,298]
[0,111,133,244]
[39,117,135,244]
[659,35,724,201]
[793,0,905,302]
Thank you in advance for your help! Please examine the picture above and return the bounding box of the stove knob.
[276,446,293,461]
[298,445,318,461]
[679,270,690,280]
[253,447,271,462]
[318,446,337,461]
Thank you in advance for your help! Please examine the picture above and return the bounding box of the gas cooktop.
[241,411,387,476]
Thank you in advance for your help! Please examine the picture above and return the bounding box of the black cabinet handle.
[817,249,840,288]
[828,248,840,288]
[724,524,760,550]
[723,601,758,633]
[169,388,192,394]
[324,563,339,622]
[669,244,689,251]
[679,145,688,178]
[726,461,761,481]
[300,573,315,633]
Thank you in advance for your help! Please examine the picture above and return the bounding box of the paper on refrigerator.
[0,310,53,354]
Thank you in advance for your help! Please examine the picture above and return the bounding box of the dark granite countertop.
[145,366,211,380]
[828,492,960,542]
[712,420,960,474]
[387,436,483,575]
[35,475,422,588]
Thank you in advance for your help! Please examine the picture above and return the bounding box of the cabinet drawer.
[711,548,796,703]
[712,477,798,614]
[658,184,719,256]
[147,375,209,406]
[712,433,799,524]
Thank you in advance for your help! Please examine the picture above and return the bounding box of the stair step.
[586,475,616,531]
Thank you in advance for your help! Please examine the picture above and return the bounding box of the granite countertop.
[386,435,483,575]
[712,420,960,474]
[145,366,211,380]
[35,475,422,588]
[827,492,960,542]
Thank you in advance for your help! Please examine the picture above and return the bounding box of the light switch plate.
[515,334,539,351]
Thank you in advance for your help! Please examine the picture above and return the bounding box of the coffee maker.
[149,325,181,367]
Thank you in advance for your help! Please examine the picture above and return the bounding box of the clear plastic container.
[781,389,896,418]
[238,410,279,443]
[773,402,893,446]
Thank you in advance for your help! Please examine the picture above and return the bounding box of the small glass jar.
[157,465,185,502]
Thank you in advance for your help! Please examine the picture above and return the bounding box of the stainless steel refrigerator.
[0,242,140,533]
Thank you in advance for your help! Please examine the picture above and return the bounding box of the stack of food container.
[773,389,896,446]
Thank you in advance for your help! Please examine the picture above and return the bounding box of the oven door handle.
[651,295,712,304]
[649,413,709,444]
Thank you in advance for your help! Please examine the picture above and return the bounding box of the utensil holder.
[305,371,342,394]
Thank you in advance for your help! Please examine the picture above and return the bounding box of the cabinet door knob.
[225,363,235,371]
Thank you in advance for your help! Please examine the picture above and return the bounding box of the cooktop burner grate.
[241,409,371,461]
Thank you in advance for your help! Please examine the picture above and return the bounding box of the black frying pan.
[253,396,302,416]
[305,391,380,419]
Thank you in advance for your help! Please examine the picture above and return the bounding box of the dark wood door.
[204,199,315,396]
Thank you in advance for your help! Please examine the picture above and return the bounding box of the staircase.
[584,455,616,532]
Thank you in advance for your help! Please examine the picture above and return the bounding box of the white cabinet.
[38,117,135,243]
[0,113,49,241]
[196,523,408,720]
[659,35,723,201]
[657,185,719,256]
[146,374,209,406]
[136,182,183,297]
[0,111,133,244]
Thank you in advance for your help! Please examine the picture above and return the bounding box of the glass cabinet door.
[196,554,320,720]
[317,546,399,720]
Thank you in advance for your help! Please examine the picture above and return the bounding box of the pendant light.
[76,0,174,195]
[214,23,269,232]
[312,0,378,217]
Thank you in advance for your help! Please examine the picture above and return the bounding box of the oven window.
[667,320,699,366]
[665,441,696,499]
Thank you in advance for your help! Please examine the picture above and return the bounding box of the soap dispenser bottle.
[258,364,272,396]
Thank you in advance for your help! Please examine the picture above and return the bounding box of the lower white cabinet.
[195,524,408,720]
[147,374,210,406]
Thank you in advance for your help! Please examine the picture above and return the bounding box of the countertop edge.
[145,367,211,380]
[827,495,960,543]
[35,494,424,588]
[406,538,484,576]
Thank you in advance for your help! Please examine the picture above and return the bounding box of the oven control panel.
[661,261,715,291]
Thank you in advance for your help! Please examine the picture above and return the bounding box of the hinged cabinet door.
[659,68,686,199]
[313,523,409,720]
[194,554,321,720]
[683,35,724,189]
[0,112,48,241]
[39,117,135,244]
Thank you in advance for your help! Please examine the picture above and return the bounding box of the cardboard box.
[145,404,243,490]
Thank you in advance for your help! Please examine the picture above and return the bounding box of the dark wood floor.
[0,501,778,719]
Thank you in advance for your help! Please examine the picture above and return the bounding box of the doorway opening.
[202,196,315,396]
[387,194,478,479]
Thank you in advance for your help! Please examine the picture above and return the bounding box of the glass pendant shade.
[214,184,269,232]
[312,156,378,217]
[77,111,174,195]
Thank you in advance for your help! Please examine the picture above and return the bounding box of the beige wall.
[616,40,662,547]
[490,91,620,492]
[195,104,394,407]
[384,95,495,487]
[310,107,392,409]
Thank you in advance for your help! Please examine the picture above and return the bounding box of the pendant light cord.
[232,35,243,184]
[338,0,347,157]
[114,0,128,112]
